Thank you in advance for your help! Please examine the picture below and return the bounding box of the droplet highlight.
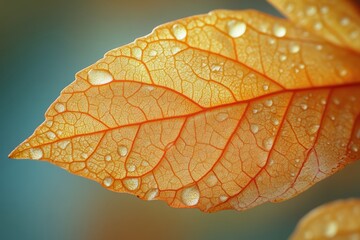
[181,186,200,206]
[118,145,128,157]
[273,24,287,37]
[172,24,187,40]
[88,69,113,85]
[30,148,43,160]
[227,20,247,38]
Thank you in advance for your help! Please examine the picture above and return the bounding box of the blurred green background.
[1,0,359,239]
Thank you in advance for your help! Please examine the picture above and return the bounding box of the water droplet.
[132,47,142,59]
[294,68,300,74]
[338,68,348,77]
[350,30,359,39]
[321,98,327,105]
[123,178,139,191]
[219,195,228,202]
[316,44,323,51]
[308,125,320,135]
[285,3,294,13]
[265,99,273,107]
[289,43,300,53]
[55,103,65,113]
[252,108,259,114]
[81,153,88,159]
[105,155,112,161]
[273,24,287,37]
[290,172,296,177]
[330,115,336,121]
[149,50,157,57]
[295,159,300,163]
[141,160,149,167]
[118,145,128,157]
[215,112,229,122]
[30,148,43,160]
[279,54,287,62]
[272,118,279,126]
[263,137,274,151]
[181,186,200,206]
[320,6,329,14]
[206,174,218,187]
[211,64,222,72]
[46,131,56,140]
[306,6,317,16]
[58,140,70,150]
[227,20,247,38]
[145,188,159,200]
[127,164,136,172]
[351,144,359,152]
[300,103,308,110]
[314,22,323,30]
[45,120,53,128]
[171,46,181,54]
[250,124,259,134]
[172,24,187,40]
[333,98,340,105]
[268,38,276,45]
[340,17,350,26]
[299,64,305,69]
[88,69,113,85]
[325,221,338,237]
[103,177,113,187]
[263,84,269,91]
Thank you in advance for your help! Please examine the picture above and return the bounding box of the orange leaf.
[9,5,360,212]
[290,199,360,239]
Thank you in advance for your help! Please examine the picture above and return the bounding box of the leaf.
[9,2,360,212]
[290,199,360,240]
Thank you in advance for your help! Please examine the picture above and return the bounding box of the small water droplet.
[45,120,53,128]
[321,98,327,105]
[300,103,308,110]
[46,131,56,140]
[338,68,348,77]
[290,172,296,177]
[118,145,128,157]
[211,64,222,72]
[330,115,336,121]
[272,118,279,126]
[88,69,113,85]
[340,17,350,26]
[263,84,269,91]
[250,124,259,134]
[285,3,294,13]
[265,99,273,107]
[351,144,359,152]
[333,98,340,105]
[295,159,300,163]
[149,50,157,57]
[172,24,187,40]
[141,160,149,167]
[58,140,70,150]
[316,44,323,51]
[320,6,329,14]
[132,47,142,59]
[279,54,287,62]
[268,38,276,45]
[299,64,305,69]
[314,22,323,30]
[325,221,338,237]
[252,108,259,114]
[206,174,218,187]
[279,68,284,73]
[127,164,136,172]
[81,153,88,159]
[181,186,200,206]
[145,188,159,200]
[55,103,65,113]
[294,68,300,74]
[289,43,300,53]
[123,178,139,191]
[219,195,228,202]
[273,24,287,37]
[216,112,229,122]
[308,125,320,135]
[105,155,112,161]
[227,20,247,38]
[263,137,274,151]
[103,177,113,187]
[306,6,317,16]
[350,31,359,39]
[30,148,43,160]
[171,46,181,54]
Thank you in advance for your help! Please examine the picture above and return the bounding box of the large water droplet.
[30,148,43,160]
[88,69,113,85]
[325,222,338,237]
[181,186,200,206]
[118,145,128,157]
[172,24,187,40]
[227,20,247,38]
[123,178,139,191]
[273,24,287,37]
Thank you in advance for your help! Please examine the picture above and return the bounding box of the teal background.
[1,0,359,239]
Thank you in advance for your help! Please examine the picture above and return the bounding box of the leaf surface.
[290,199,360,240]
[9,5,360,212]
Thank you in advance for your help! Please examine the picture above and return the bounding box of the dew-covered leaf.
[290,199,360,240]
[9,6,360,212]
